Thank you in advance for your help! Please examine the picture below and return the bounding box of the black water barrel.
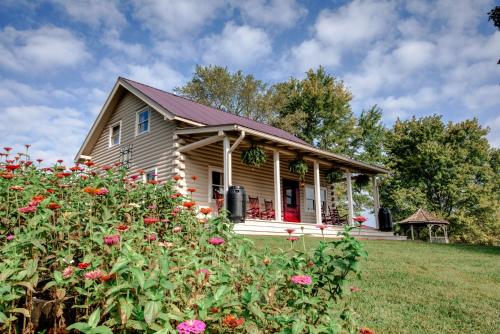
[378,208,393,231]
[227,185,246,223]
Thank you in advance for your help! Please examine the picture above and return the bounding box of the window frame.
[135,107,150,136]
[208,166,223,203]
[108,120,122,148]
[143,167,158,183]
[305,185,327,212]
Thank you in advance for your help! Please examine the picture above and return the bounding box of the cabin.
[76,77,402,239]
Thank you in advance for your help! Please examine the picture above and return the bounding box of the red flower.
[4,147,12,152]
[144,217,160,225]
[36,159,43,163]
[24,161,33,167]
[353,215,368,223]
[9,185,24,191]
[183,201,196,209]
[191,175,198,181]
[1,172,14,179]
[70,166,83,172]
[103,234,120,246]
[148,180,159,185]
[95,187,109,196]
[25,144,31,149]
[130,175,139,181]
[31,195,45,204]
[84,161,95,167]
[116,224,130,232]
[46,202,61,210]
[102,165,112,171]
[99,272,116,283]
[200,207,212,215]
[6,164,20,171]
[47,189,55,193]
[187,187,196,193]
[208,237,225,246]
[57,159,63,163]
[222,315,244,329]
[78,262,90,269]
[83,186,97,195]
[359,328,375,334]
[285,228,295,235]
[19,205,37,213]
[172,175,182,181]
[286,236,299,242]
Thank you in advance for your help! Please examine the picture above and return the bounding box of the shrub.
[241,145,267,168]
[0,146,366,333]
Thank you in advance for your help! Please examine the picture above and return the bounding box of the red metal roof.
[121,78,309,145]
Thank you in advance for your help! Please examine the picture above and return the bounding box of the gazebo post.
[444,225,449,244]
[410,224,415,240]
[428,224,432,243]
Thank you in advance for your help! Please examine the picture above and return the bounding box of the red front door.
[283,180,301,222]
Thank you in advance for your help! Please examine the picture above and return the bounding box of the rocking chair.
[246,196,261,218]
[330,206,347,225]
[214,191,224,215]
[260,199,275,220]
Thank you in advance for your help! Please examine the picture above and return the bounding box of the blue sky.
[0,0,499,164]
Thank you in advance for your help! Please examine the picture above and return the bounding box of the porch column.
[223,136,231,209]
[273,151,282,222]
[372,175,380,229]
[410,225,415,240]
[314,161,322,224]
[346,171,354,226]
[444,225,449,244]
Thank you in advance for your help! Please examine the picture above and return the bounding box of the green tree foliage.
[381,115,500,245]
[174,65,272,122]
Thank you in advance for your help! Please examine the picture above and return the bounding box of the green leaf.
[130,268,145,289]
[110,257,129,274]
[88,308,100,328]
[292,320,306,334]
[214,285,230,302]
[144,301,161,326]
[119,298,133,325]
[67,322,92,333]
[88,326,113,334]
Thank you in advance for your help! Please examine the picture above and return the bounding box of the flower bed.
[0,146,367,333]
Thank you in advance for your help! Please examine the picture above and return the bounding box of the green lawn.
[250,237,500,334]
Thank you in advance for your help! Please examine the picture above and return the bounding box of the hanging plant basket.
[325,168,344,184]
[289,157,308,181]
[241,144,267,168]
[355,174,370,187]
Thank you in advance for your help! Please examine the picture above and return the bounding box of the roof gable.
[121,78,309,145]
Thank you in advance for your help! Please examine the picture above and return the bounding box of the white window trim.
[143,167,158,183]
[208,166,223,203]
[305,184,327,212]
[108,120,122,148]
[135,107,151,136]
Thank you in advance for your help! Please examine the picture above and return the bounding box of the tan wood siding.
[88,92,176,180]
[183,141,332,224]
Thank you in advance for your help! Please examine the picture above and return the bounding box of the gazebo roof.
[398,208,449,225]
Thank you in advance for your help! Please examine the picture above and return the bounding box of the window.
[144,168,157,183]
[305,185,327,212]
[208,167,223,202]
[136,108,150,135]
[109,121,121,147]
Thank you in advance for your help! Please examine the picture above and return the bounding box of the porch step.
[233,219,407,241]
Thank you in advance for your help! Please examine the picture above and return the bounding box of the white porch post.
[273,151,282,222]
[314,161,322,224]
[372,175,380,229]
[346,171,354,226]
[223,136,231,209]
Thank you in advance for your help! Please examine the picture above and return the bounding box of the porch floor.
[234,219,407,240]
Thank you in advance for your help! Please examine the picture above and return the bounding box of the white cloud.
[102,30,145,59]
[126,63,185,91]
[0,26,90,71]
[201,22,272,68]
[131,0,226,38]
[51,0,126,28]
[237,0,306,28]
[0,105,90,163]
[392,40,435,70]
[486,115,500,148]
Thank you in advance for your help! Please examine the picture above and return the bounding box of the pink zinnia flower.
[286,236,299,242]
[353,215,368,223]
[103,234,120,246]
[84,270,103,280]
[195,268,210,280]
[315,224,327,230]
[95,187,109,196]
[6,234,14,241]
[291,275,312,285]
[208,237,224,246]
[18,205,37,214]
[146,233,157,241]
[285,228,295,235]
[144,217,160,225]
[63,266,74,279]
[176,319,206,334]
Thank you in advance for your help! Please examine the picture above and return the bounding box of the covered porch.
[174,124,388,230]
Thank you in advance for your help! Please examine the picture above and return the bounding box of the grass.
[250,236,500,334]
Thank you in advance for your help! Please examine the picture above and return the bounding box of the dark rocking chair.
[246,196,261,218]
[214,191,224,215]
[260,200,275,220]
[330,206,348,225]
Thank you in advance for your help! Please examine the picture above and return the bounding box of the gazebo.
[398,208,449,243]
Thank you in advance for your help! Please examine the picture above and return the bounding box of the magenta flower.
[6,234,14,241]
[84,270,103,280]
[144,217,160,225]
[103,234,120,246]
[146,233,157,241]
[63,266,74,279]
[291,275,312,285]
[95,187,109,196]
[195,268,210,280]
[208,237,224,246]
[18,205,37,213]
[286,236,299,242]
[176,319,206,334]
[315,224,327,230]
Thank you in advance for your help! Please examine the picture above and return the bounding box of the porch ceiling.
[175,124,389,175]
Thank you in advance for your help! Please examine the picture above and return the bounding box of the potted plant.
[355,174,370,187]
[289,157,308,181]
[241,144,267,168]
[325,168,344,184]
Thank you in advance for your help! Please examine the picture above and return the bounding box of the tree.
[488,6,500,64]
[381,115,500,245]
[174,65,271,122]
